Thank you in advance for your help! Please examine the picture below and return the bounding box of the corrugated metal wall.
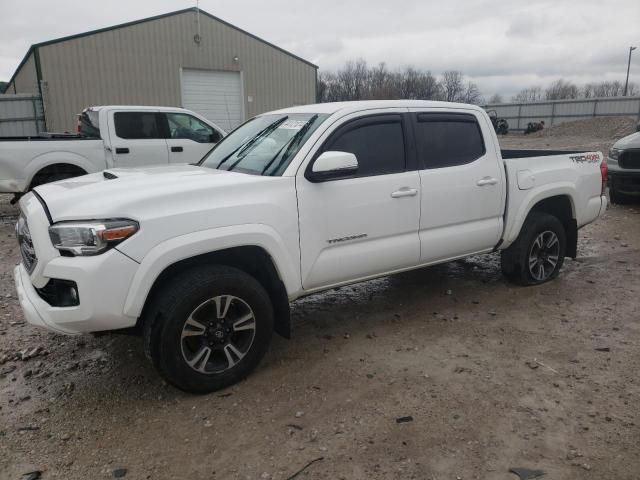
[0,94,45,137]
[32,10,316,132]
[6,54,39,96]
[485,97,640,131]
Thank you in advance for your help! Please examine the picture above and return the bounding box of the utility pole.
[624,46,637,96]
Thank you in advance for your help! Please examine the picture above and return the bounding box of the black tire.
[609,187,625,205]
[501,212,566,286]
[144,265,274,393]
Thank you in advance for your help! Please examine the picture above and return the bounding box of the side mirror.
[310,151,358,181]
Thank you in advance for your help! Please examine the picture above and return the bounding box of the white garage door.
[181,69,243,131]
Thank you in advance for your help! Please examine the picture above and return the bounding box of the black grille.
[619,150,640,169]
[16,215,37,274]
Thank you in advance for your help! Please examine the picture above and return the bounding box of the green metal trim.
[6,7,317,88]
[33,48,47,131]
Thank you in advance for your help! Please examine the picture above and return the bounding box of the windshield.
[199,113,327,176]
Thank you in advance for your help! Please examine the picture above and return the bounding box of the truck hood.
[613,131,640,149]
[34,164,273,221]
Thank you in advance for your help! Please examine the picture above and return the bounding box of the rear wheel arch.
[140,246,291,342]
[528,195,577,258]
[29,163,88,189]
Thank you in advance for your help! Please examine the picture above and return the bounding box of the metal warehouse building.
[5,8,318,132]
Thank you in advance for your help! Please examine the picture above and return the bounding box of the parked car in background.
[608,130,640,203]
[0,106,225,197]
[14,100,607,393]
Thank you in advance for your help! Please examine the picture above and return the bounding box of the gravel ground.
[1,131,639,480]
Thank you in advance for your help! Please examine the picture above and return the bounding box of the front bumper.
[609,170,640,195]
[13,248,140,335]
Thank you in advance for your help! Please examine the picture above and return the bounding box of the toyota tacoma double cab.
[13,100,608,393]
[0,105,225,198]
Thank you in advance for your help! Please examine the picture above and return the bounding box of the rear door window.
[114,112,163,139]
[414,113,485,169]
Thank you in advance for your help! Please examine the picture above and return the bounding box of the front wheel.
[501,212,566,285]
[144,265,274,393]
[609,187,626,205]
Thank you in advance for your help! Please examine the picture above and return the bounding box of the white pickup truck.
[0,105,225,196]
[13,100,607,393]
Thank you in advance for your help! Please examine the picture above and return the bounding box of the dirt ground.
[1,132,639,480]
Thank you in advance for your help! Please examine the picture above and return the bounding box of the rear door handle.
[171,146,184,153]
[115,147,129,154]
[391,187,418,198]
[476,177,498,186]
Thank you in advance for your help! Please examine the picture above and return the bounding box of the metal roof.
[6,7,318,87]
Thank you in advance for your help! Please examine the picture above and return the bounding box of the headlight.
[49,219,138,256]
[608,148,621,160]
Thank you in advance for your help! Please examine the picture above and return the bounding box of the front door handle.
[171,146,184,153]
[477,177,498,186]
[115,147,129,154]
[391,187,418,198]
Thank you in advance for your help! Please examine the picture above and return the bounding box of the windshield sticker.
[279,120,308,130]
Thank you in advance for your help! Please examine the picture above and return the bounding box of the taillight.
[600,159,608,195]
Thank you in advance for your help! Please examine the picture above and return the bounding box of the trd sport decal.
[569,153,600,164]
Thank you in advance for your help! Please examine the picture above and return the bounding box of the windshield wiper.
[261,115,319,176]
[217,116,288,171]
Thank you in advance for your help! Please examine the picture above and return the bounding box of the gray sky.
[1,0,639,99]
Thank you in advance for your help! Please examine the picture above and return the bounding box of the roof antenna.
[194,0,202,44]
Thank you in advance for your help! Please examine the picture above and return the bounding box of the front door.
[164,112,223,164]
[108,111,169,168]
[297,113,421,291]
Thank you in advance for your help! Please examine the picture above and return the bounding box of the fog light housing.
[36,279,80,307]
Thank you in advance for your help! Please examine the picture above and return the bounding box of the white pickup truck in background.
[0,105,225,196]
[14,100,607,393]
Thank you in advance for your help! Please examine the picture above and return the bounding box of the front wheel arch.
[139,246,291,341]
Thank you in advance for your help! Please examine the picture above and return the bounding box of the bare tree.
[441,71,465,102]
[545,79,579,100]
[316,61,486,104]
[461,82,484,105]
[488,94,503,104]
[511,86,543,103]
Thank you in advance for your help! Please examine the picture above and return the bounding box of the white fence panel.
[484,96,640,131]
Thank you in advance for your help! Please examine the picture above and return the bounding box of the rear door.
[410,109,505,263]
[162,112,223,164]
[296,111,421,290]
[108,111,169,168]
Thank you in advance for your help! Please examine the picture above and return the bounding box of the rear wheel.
[29,165,87,189]
[144,265,274,393]
[501,212,566,285]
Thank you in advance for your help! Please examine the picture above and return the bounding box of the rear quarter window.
[415,113,486,169]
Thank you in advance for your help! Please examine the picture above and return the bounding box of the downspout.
[33,47,48,132]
